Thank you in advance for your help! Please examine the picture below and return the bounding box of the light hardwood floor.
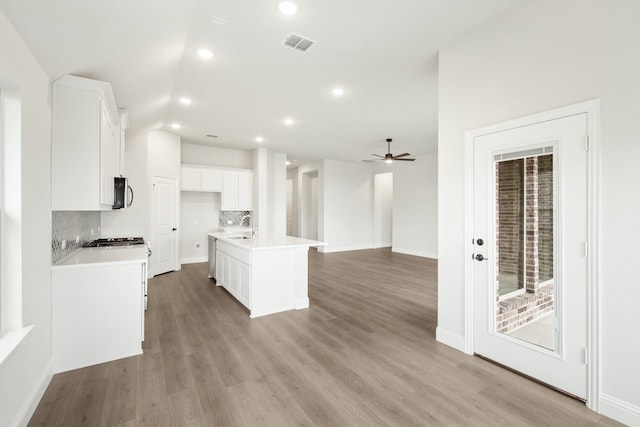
[30,248,622,426]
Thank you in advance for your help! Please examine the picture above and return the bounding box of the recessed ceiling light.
[179,97,192,105]
[332,87,344,96]
[256,136,264,143]
[197,48,213,59]
[284,118,294,126]
[278,1,298,15]
[171,123,181,129]
[286,161,291,166]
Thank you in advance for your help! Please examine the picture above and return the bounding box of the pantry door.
[472,112,588,399]
[153,176,179,276]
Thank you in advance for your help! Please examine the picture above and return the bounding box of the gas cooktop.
[84,237,145,247]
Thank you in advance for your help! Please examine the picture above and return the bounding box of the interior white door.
[153,176,178,275]
[473,113,588,399]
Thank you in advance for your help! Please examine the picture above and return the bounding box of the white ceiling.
[0,0,526,163]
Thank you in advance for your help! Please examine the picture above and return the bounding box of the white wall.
[374,152,438,258]
[0,10,53,427]
[286,168,299,236]
[322,160,373,252]
[296,162,322,242]
[148,131,181,274]
[105,130,181,275]
[252,147,286,236]
[180,192,219,263]
[181,141,251,169]
[437,0,640,423]
[373,172,393,248]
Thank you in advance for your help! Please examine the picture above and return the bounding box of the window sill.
[0,325,33,365]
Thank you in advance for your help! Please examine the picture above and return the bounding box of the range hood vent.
[282,33,316,53]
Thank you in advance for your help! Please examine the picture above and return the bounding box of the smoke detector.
[282,33,315,53]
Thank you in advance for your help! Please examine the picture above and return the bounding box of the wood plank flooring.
[29,248,622,426]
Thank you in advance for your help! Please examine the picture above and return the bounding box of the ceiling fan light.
[385,159,393,164]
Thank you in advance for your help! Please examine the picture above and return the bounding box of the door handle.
[475,254,488,262]
[172,227,177,231]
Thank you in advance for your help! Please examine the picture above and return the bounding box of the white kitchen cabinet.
[51,75,120,211]
[181,166,203,191]
[238,261,251,307]
[222,170,254,210]
[202,168,223,192]
[180,164,223,192]
[213,234,324,318]
[52,260,145,373]
[216,240,251,308]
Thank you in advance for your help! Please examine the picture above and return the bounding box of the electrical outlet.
[75,235,80,244]
[61,239,67,250]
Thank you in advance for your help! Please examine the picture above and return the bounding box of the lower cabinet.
[216,241,251,309]
[52,261,145,373]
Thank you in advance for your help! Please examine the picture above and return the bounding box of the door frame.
[463,99,601,411]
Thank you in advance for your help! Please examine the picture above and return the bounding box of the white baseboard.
[295,297,309,310]
[373,242,392,249]
[319,244,373,253]
[599,393,640,426]
[392,247,438,259]
[180,256,207,264]
[15,357,53,427]
[435,326,465,352]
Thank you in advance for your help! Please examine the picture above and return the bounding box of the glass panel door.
[494,148,555,350]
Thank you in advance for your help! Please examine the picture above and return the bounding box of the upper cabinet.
[51,75,121,211]
[180,164,253,211]
[180,164,223,192]
[222,170,254,211]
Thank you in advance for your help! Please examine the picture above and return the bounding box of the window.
[0,83,31,364]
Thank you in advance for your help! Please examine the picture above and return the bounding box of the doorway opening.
[373,172,393,248]
[301,170,319,240]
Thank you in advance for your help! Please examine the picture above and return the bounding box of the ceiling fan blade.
[393,153,411,158]
[361,159,383,162]
[370,154,385,158]
[394,158,415,161]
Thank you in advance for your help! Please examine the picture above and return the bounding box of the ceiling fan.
[362,138,415,163]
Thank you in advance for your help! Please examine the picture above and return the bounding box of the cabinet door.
[238,261,251,308]
[238,171,254,210]
[228,257,239,297]
[202,169,223,192]
[181,166,202,191]
[99,105,115,207]
[222,171,239,210]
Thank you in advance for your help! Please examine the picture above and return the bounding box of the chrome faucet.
[240,214,257,239]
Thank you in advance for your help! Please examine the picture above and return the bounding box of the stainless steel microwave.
[113,177,133,209]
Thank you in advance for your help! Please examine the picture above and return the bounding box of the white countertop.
[209,231,325,251]
[52,245,148,269]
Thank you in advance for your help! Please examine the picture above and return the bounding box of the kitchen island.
[209,232,325,318]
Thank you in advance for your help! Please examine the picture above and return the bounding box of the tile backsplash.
[51,211,100,264]
[219,210,252,228]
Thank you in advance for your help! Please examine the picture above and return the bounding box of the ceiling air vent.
[282,33,316,53]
